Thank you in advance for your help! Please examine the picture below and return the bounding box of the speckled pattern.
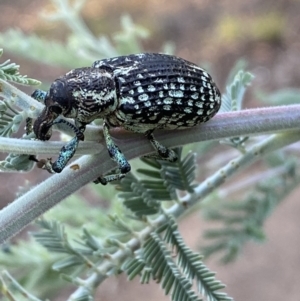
[32,53,221,184]
[92,53,221,132]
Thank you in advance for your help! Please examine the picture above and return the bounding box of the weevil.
[30,53,221,184]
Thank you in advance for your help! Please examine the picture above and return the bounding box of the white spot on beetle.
[191,93,199,99]
[144,100,151,107]
[147,85,156,92]
[206,109,214,115]
[139,94,149,101]
[149,106,157,111]
[138,86,144,93]
[163,105,171,110]
[195,101,203,108]
[190,85,197,91]
[184,107,192,114]
[159,91,164,98]
[121,96,135,104]
[163,97,173,104]
[203,71,209,78]
[197,109,203,115]
[177,77,185,83]
[169,90,184,97]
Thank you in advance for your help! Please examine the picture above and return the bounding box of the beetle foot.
[94,173,126,185]
[146,132,178,162]
[33,157,56,173]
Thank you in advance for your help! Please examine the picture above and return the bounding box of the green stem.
[0,107,300,243]
[1,105,300,155]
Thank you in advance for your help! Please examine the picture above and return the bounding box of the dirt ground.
[0,0,300,300]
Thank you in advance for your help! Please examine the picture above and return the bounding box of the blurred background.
[0,0,300,300]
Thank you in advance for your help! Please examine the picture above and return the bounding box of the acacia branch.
[0,105,299,243]
[0,104,299,155]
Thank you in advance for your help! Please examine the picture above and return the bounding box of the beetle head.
[33,79,72,140]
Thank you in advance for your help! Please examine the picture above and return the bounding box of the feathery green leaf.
[0,48,40,85]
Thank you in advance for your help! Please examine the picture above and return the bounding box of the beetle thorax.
[63,67,118,123]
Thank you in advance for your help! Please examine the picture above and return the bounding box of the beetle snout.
[33,117,53,141]
[33,107,56,141]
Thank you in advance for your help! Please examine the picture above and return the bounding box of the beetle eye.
[50,105,62,115]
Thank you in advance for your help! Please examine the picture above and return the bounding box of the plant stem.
[0,105,300,155]
[0,106,299,243]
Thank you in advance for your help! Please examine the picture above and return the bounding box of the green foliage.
[0,100,23,138]
[33,219,99,272]
[116,148,196,216]
[0,50,42,171]
[0,48,41,142]
[221,65,254,113]
[0,5,157,69]
[3,147,232,301]
[220,64,254,150]
[0,49,40,85]
[123,219,232,301]
[201,159,299,263]
[0,30,91,69]
[257,88,300,106]
[0,240,63,299]
[0,270,43,301]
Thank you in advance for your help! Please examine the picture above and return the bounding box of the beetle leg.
[95,121,131,185]
[35,136,80,174]
[49,121,86,172]
[145,131,177,162]
[26,89,48,136]
[51,135,80,173]
[32,89,48,103]
[25,117,33,136]
[34,120,85,173]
